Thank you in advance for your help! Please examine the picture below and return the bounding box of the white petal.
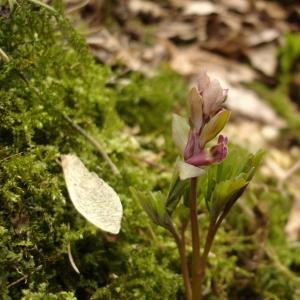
[172,114,190,155]
[188,87,203,131]
[61,154,123,234]
[177,160,205,180]
[203,79,223,116]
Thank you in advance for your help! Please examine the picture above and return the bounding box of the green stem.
[189,177,202,300]
[199,222,215,284]
[199,215,225,288]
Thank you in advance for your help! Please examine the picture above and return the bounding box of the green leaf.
[204,146,265,220]
[243,150,265,181]
[8,0,16,11]
[200,110,230,147]
[165,170,188,215]
[130,187,173,231]
[210,179,248,223]
[172,114,189,155]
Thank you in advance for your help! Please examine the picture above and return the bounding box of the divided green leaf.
[130,187,173,231]
[201,145,265,222]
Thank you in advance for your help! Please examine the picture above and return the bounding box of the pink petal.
[184,131,196,160]
[197,71,210,94]
[186,150,212,167]
[187,87,203,132]
[202,79,223,116]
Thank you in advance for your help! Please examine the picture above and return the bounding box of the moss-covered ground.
[1,3,300,299]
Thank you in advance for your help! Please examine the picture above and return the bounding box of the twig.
[0,152,23,163]
[63,113,120,176]
[7,275,28,288]
[265,244,300,284]
[68,242,80,274]
[282,160,300,182]
[0,47,10,62]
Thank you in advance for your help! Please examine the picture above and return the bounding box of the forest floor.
[1,1,300,299]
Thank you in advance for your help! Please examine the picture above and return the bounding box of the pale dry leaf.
[245,43,277,76]
[157,21,197,41]
[61,154,122,234]
[169,45,256,82]
[221,0,250,14]
[214,77,285,128]
[86,29,120,53]
[129,0,165,18]
[245,28,279,47]
[255,0,287,20]
[183,1,220,16]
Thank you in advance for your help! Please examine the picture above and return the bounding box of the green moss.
[116,65,187,133]
[0,3,186,299]
[1,2,299,299]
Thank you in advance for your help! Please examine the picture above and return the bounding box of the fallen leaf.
[183,1,220,16]
[61,154,123,234]
[225,83,285,128]
[128,0,165,18]
[157,21,197,41]
[168,45,255,81]
[255,0,287,20]
[245,43,278,76]
[222,0,250,14]
[245,28,279,47]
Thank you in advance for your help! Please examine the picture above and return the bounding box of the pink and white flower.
[172,72,230,180]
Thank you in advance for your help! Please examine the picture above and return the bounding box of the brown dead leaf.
[221,0,250,14]
[157,21,197,41]
[255,0,287,20]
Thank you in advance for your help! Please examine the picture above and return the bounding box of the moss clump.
[0,3,186,299]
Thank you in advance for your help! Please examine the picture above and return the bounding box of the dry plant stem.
[171,231,192,300]
[189,177,202,300]
[63,113,120,176]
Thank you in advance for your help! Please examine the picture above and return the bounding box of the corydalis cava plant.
[132,72,264,300]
